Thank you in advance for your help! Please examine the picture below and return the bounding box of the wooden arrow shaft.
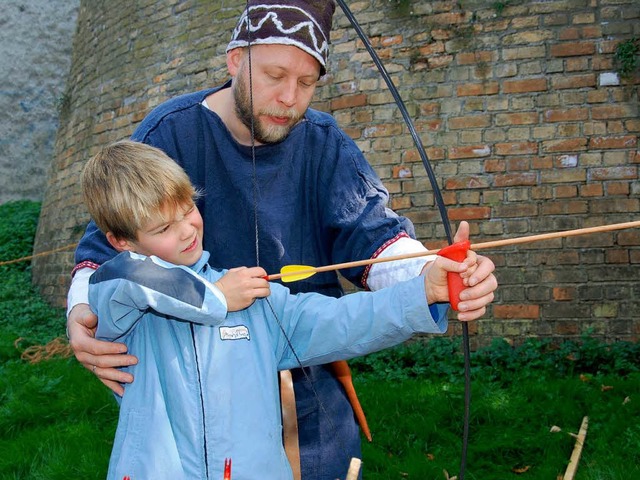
[266,220,640,281]
[470,220,640,251]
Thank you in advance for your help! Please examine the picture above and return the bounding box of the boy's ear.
[106,232,135,252]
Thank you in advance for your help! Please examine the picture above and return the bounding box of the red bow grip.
[437,240,471,311]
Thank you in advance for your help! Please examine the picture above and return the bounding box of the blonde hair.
[81,140,200,241]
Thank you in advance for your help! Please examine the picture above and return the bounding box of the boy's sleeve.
[270,276,448,370]
[90,252,228,341]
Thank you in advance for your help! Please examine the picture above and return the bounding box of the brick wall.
[33,0,639,347]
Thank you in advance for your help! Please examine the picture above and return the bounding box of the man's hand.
[67,303,138,396]
[215,266,271,311]
[422,221,497,322]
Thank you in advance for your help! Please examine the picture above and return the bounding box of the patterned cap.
[226,0,336,76]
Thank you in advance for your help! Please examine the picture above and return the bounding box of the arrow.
[265,220,640,282]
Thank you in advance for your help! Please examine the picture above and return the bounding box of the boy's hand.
[422,221,497,322]
[215,266,271,311]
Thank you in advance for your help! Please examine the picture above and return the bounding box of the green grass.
[354,372,640,479]
[1,200,639,479]
[351,337,640,479]
[0,201,117,480]
[0,357,117,480]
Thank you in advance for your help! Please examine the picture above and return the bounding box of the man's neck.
[204,88,258,146]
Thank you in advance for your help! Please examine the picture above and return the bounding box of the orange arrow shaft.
[265,220,640,281]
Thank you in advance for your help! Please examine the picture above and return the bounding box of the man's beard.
[234,74,303,144]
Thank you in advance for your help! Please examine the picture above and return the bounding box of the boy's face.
[117,203,204,266]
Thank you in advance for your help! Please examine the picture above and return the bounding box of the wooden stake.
[563,416,589,480]
[345,457,362,480]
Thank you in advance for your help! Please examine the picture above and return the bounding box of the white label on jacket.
[219,325,250,341]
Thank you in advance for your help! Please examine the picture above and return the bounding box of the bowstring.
[242,2,350,474]
[334,1,472,478]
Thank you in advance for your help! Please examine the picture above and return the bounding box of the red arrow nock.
[437,240,471,311]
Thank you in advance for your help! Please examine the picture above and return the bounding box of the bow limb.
[334,1,471,478]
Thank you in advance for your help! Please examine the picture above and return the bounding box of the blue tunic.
[90,251,448,480]
[75,82,420,479]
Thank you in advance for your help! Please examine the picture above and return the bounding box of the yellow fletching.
[279,265,317,282]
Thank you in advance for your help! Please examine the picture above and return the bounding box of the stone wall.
[33,0,640,347]
[0,0,79,204]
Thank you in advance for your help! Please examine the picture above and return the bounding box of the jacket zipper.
[191,323,209,478]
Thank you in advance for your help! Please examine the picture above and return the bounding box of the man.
[67,1,498,478]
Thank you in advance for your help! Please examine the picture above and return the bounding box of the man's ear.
[226,47,244,76]
[106,232,135,252]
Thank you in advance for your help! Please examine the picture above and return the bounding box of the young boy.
[82,140,468,480]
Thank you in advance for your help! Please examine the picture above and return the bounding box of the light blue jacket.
[90,251,448,480]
